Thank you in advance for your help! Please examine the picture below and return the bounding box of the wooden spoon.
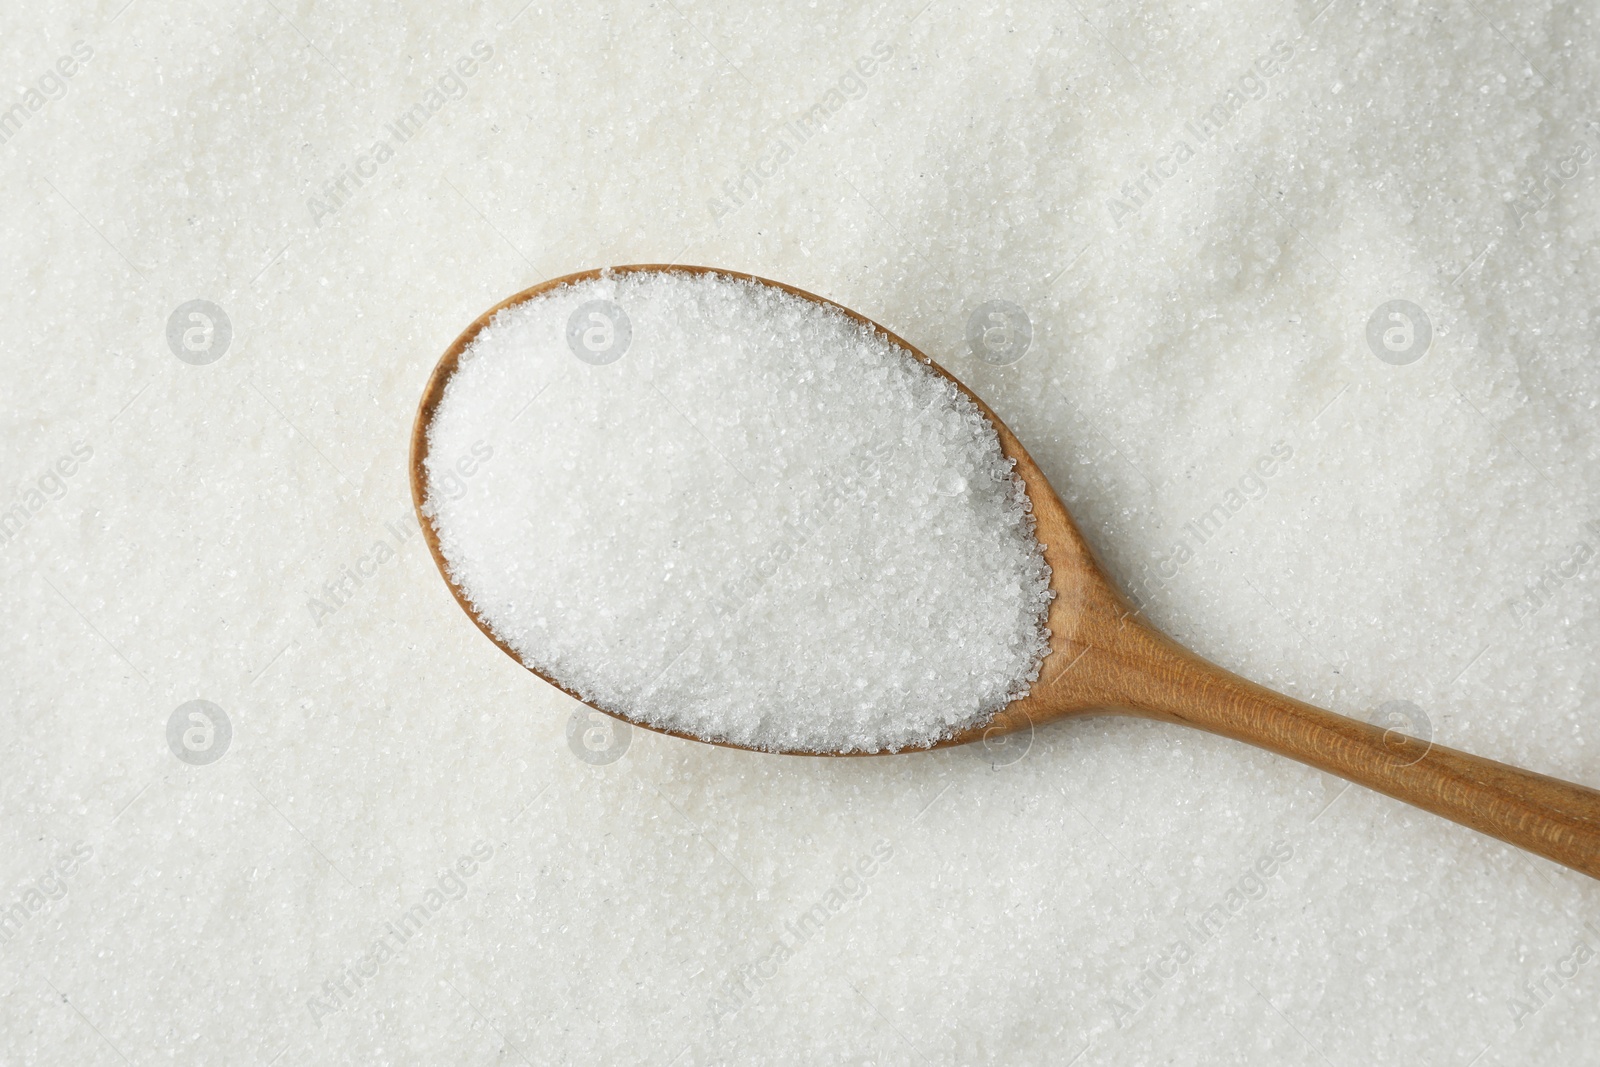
[412,264,1600,880]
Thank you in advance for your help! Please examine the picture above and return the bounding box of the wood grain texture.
[412,264,1600,879]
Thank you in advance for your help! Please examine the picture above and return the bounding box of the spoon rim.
[409,264,1066,757]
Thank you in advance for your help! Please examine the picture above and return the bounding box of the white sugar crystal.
[8,2,1600,1064]
[423,270,1053,752]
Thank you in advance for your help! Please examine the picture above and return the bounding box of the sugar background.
[1,1,1597,1064]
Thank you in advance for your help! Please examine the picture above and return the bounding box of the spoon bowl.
[413,264,1600,879]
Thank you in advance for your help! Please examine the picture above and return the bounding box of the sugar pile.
[9,1,1600,1063]
[422,270,1054,752]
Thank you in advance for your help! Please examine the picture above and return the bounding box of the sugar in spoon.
[412,264,1600,880]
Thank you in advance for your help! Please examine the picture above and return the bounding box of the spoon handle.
[1096,626,1600,878]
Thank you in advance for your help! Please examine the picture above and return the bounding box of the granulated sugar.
[10,2,1600,1064]
[422,271,1054,752]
